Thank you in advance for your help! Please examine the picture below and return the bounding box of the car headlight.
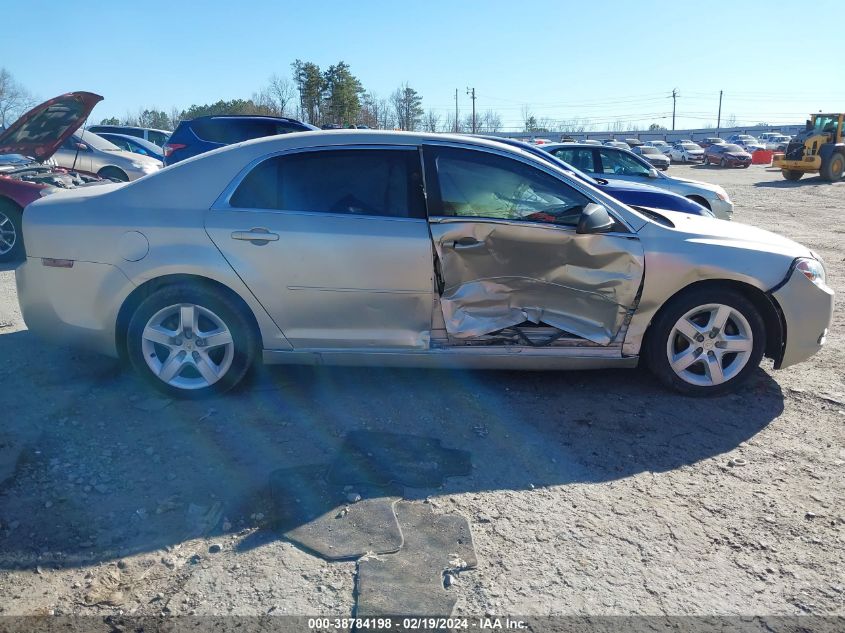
[796,258,827,288]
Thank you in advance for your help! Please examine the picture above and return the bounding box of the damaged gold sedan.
[17,132,833,397]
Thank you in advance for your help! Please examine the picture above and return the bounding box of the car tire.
[782,169,803,181]
[126,284,259,398]
[719,158,727,168]
[644,286,765,396]
[820,152,845,182]
[98,166,129,182]
[0,199,25,263]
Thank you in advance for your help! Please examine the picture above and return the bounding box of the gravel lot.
[0,164,843,621]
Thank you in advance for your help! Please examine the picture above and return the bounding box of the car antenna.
[71,117,89,173]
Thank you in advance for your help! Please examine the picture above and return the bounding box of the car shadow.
[0,260,22,273]
[0,328,785,570]
[754,175,838,188]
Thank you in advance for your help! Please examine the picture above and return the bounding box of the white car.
[668,142,705,163]
[645,140,670,154]
[764,135,791,150]
[52,130,162,182]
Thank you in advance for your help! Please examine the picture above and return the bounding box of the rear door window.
[229,149,425,218]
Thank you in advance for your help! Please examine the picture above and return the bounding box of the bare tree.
[558,118,590,133]
[267,74,295,116]
[360,92,394,129]
[520,105,534,131]
[537,117,556,132]
[606,120,629,133]
[423,109,441,133]
[442,113,461,133]
[0,68,35,127]
[169,106,182,129]
[478,110,502,134]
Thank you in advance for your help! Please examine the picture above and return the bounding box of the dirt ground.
[0,164,843,622]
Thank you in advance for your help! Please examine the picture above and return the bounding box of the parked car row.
[540,142,734,218]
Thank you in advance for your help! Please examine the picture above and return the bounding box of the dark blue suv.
[163,115,318,165]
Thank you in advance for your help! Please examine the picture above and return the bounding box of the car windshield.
[77,130,121,151]
[723,144,743,152]
[681,143,700,150]
[640,147,661,154]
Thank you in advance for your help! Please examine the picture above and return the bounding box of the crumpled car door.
[423,144,645,345]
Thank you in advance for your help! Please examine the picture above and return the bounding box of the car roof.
[189,115,307,123]
[91,124,170,133]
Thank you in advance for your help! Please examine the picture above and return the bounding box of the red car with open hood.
[0,91,104,261]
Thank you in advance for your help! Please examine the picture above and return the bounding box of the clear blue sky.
[4,0,844,131]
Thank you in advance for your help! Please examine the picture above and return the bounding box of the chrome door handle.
[452,237,485,250]
[231,227,280,244]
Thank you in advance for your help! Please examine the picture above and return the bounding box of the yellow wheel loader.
[777,113,845,182]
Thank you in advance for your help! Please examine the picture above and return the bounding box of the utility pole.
[466,87,477,134]
[454,89,459,133]
[716,90,723,135]
[671,88,678,131]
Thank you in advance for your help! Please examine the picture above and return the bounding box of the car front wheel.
[126,284,258,398]
[645,287,765,396]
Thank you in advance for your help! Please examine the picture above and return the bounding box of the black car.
[163,115,318,165]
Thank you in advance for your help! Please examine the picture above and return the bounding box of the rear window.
[191,118,306,144]
[147,130,169,146]
[229,149,425,219]
[549,148,595,172]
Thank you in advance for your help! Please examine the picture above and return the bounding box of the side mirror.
[75,143,88,151]
[648,168,659,178]
[576,203,615,234]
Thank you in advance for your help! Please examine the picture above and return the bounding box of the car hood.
[0,92,103,162]
[643,153,669,160]
[647,211,812,259]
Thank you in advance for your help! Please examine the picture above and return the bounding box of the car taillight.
[163,143,186,157]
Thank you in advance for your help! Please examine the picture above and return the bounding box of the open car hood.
[0,92,103,161]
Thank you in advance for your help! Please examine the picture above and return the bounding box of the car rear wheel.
[645,287,765,396]
[782,169,803,181]
[0,199,24,263]
[821,152,845,182]
[126,284,258,398]
[719,158,727,168]
[98,166,129,182]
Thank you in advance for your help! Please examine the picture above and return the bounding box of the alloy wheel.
[141,303,235,390]
[666,303,753,387]
[0,211,16,256]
